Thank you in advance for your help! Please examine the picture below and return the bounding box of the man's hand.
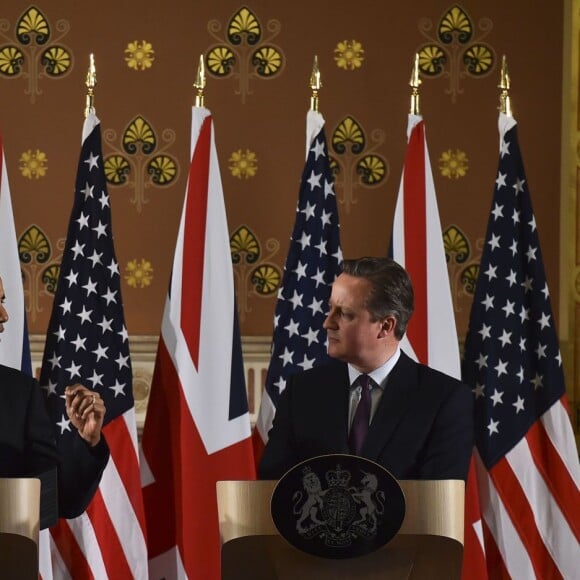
[64,384,106,447]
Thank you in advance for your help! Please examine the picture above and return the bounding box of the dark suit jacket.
[259,352,473,481]
[0,363,109,519]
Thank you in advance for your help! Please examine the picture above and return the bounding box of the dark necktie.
[349,374,372,455]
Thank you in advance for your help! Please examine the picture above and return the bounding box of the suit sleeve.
[56,434,110,518]
[258,378,298,480]
[27,378,110,518]
[417,378,474,481]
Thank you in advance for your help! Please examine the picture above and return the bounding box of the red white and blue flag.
[0,130,30,373]
[391,114,461,379]
[253,110,343,455]
[140,106,255,579]
[462,112,579,579]
[38,112,148,579]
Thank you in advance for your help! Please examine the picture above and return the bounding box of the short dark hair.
[342,257,414,340]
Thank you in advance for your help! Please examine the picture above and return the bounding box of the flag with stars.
[462,112,580,579]
[38,112,148,579]
[253,109,342,456]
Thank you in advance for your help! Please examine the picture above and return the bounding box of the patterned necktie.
[349,374,372,455]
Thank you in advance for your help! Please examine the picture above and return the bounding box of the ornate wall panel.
[2,1,575,434]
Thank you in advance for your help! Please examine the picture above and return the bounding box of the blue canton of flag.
[462,114,566,469]
[39,115,132,436]
[264,113,342,409]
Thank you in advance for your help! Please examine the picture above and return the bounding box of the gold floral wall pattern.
[439,148,469,179]
[417,5,495,102]
[103,116,179,213]
[229,148,258,179]
[124,40,155,71]
[19,148,48,179]
[230,224,281,322]
[125,259,154,288]
[329,116,388,214]
[18,224,63,323]
[205,6,285,103]
[334,40,365,70]
[0,6,72,103]
[443,223,483,314]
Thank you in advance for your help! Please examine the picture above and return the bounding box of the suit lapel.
[362,352,420,460]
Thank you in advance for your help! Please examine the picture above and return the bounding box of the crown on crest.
[326,464,351,487]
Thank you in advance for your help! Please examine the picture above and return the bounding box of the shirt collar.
[347,346,401,390]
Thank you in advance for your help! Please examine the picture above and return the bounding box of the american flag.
[253,109,343,454]
[462,112,580,578]
[140,106,255,579]
[391,114,461,379]
[38,112,148,579]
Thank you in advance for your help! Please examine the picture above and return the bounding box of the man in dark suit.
[259,257,473,481]
[0,275,109,519]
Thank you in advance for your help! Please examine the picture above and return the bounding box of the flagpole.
[194,53,206,108]
[310,55,321,112]
[498,54,512,117]
[409,53,421,115]
[84,53,96,118]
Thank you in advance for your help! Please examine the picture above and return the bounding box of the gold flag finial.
[85,53,96,118]
[194,54,206,108]
[309,55,322,112]
[409,53,421,115]
[499,54,512,116]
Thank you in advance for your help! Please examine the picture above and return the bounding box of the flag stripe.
[50,517,95,580]
[541,399,580,485]
[87,490,134,579]
[481,519,511,579]
[103,411,148,535]
[490,455,561,578]
[181,116,210,368]
[402,121,428,362]
[476,457,536,578]
[528,418,580,537]
[392,114,460,380]
[507,433,579,577]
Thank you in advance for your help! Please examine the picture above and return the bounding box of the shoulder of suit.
[289,359,347,387]
[398,352,466,389]
[0,364,36,388]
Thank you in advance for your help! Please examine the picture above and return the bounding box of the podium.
[0,478,41,580]
[217,479,464,579]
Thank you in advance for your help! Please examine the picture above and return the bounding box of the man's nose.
[323,310,334,329]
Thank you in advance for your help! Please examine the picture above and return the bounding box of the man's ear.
[378,315,397,338]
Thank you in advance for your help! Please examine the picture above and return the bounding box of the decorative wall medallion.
[439,148,468,179]
[206,6,284,103]
[334,40,365,70]
[0,6,72,103]
[443,224,482,312]
[329,116,388,213]
[124,40,155,71]
[230,224,281,322]
[18,224,63,322]
[229,148,258,179]
[417,5,495,102]
[125,259,154,288]
[19,148,48,179]
[103,116,179,213]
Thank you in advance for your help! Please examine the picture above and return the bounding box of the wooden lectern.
[217,479,464,579]
[0,478,41,580]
